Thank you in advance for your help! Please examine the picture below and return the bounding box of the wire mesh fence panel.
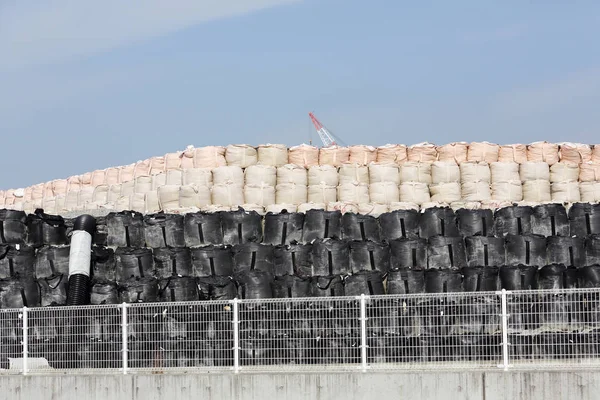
[0,308,24,374]
[507,288,600,369]
[127,300,234,372]
[27,305,123,374]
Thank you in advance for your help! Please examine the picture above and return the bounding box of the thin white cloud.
[0,0,299,69]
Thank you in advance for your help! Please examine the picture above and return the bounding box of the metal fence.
[2,288,600,375]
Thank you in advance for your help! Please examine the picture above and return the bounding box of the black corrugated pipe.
[67,215,96,306]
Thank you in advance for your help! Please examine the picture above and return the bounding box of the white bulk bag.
[407,142,437,163]
[369,163,401,184]
[277,164,308,186]
[358,203,389,217]
[461,181,491,201]
[180,146,195,169]
[108,185,122,202]
[115,195,132,212]
[490,162,520,183]
[180,185,211,208]
[119,164,135,183]
[368,182,400,204]
[77,187,95,208]
[436,142,468,164]
[164,152,182,171]
[551,182,581,203]
[389,202,420,211]
[467,142,499,163]
[431,162,460,184]
[522,180,551,202]
[399,182,430,205]
[51,179,69,197]
[91,170,106,186]
[491,181,523,202]
[239,204,265,215]
[460,162,491,183]
[450,201,482,211]
[559,142,592,165]
[244,165,277,186]
[349,145,377,165]
[193,146,227,168]
[121,181,135,196]
[183,168,213,187]
[339,163,369,184]
[297,202,326,213]
[130,193,146,213]
[550,162,580,183]
[288,144,319,168]
[54,195,66,212]
[166,169,183,185]
[327,202,359,214]
[498,144,527,164]
[158,185,181,211]
[92,185,109,204]
[79,172,92,186]
[580,182,600,202]
[308,184,337,204]
[244,184,276,207]
[152,173,167,190]
[319,146,350,167]
[520,162,550,182]
[275,183,308,205]
[213,166,244,186]
[67,176,82,192]
[527,141,559,165]
[337,183,370,204]
[308,165,339,186]
[202,205,231,213]
[579,163,600,182]
[149,157,165,176]
[266,203,298,213]
[225,144,257,168]
[42,198,57,215]
[429,182,461,203]
[592,146,600,164]
[212,183,244,207]
[134,176,153,194]
[145,191,161,213]
[257,144,288,167]
[399,162,432,184]
[105,167,121,185]
[133,159,151,178]
[376,144,407,164]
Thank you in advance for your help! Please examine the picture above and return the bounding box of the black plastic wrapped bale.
[379,209,420,241]
[91,246,116,282]
[494,206,534,237]
[569,203,600,237]
[456,208,494,237]
[27,211,68,247]
[0,244,35,279]
[311,238,350,276]
[585,235,600,266]
[34,246,70,279]
[427,236,467,270]
[271,275,311,298]
[153,247,193,279]
[234,270,273,299]
[461,267,500,292]
[273,243,313,277]
[424,269,463,293]
[232,243,275,276]
[345,271,385,296]
[106,211,145,248]
[505,234,547,267]
[418,207,459,239]
[302,209,342,243]
[341,213,381,242]
[310,275,345,297]
[76,342,122,369]
[239,338,272,366]
[499,265,537,290]
[389,238,427,270]
[535,266,578,333]
[536,264,578,290]
[0,209,27,244]
[90,281,120,305]
[143,213,185,249]
[263,211,305,245]
[449,297,502,359]
[349,240,390,274]
[190,245,233,277]
[546,236,585,267]
[220,208,263,245]
[464,236,506,267]
[531,204,569,237]
[118,278,160,303]
[275,337,311,365]
[417,300,454,337]
[159,276,199,302]
[386,269,425,294]
[578,265,600,288]
[197,276,237,300]
[38,274,68,306]
[115,247,154,281]
[0,278,40,308]
[239,304,272,339]
[151,342,216,368]
[183,212,223,247]
[93,216,108,247]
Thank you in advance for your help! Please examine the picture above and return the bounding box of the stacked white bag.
[550,162,580,203]
[490,162,522,202]
[460,162,491,201]
[337,162,369,206]
[579,161,600,202]
[276,164,307,205]
[399,162,431,205]
[307,165,338,204]
[244,165,277,207]
[520,161,551,202]
[212,166,244,207]
[429,162,461,203]
[368,163,400,204]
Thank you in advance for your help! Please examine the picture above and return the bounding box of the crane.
[309,112,337,147]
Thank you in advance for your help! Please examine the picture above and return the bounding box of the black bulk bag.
[577,265,600,288]
[0,209,27,244]
[234,270,273,300]
[0,278,40,308]
[220,208,263,245]
[424,269,463,293]
[118,277,160,303]
[532,203,569,237]
[106,211,145,248]
[183,212,223,247]
[159,276,199,302]
[143,213,185,248]
[37,274,68,306]
[569,203,600,237]
[90,281,120,305]
[197,276,237,301]
[232,243,275,276]
[310,275,345,297]
[91,246,116,282]
[505,234,547,267]
[546,236,585,267]
[93,216,108,247]
[263,211,304,245]
[271,275,311,298]
[499,265,537,290]
[349,240,390,274]
[389,238,427,270]
[153,247,193,279]
[427,236,467,270]
[302,209,342,243]
[456,208,494,237]
[344,271,385,296]
[0,244,35,279]
[26,211,68,247]
[378,209,420,241]
[190,245,234,277]
[535,264,571,290]
[461,267,500,292]
[341,213,381,242]
[273,243,313,277]
[34,246,70,279]
[464,236,506,267]
[115,247,154,281]
[418,207,459,239]
[386,269,425,295]
[494,206,534,237]
[586,235,600,266]
[311,239,351,276]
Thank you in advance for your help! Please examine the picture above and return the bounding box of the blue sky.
[1,0,600,189]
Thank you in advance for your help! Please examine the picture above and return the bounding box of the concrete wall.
[2,371,599,400]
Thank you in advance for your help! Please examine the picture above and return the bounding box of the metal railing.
[2,288,600,375]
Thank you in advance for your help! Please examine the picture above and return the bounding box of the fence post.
[359,294,368,372]
[499,289,510,371]
[22,306,28,375]
[232,298,240,373]
[121,303,128,375]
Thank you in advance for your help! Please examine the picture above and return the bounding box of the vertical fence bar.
[359,294,368,372]
[121,303,128,374]
[232,298,240,373]
[22,306,28,375]
[499,289,510,371]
